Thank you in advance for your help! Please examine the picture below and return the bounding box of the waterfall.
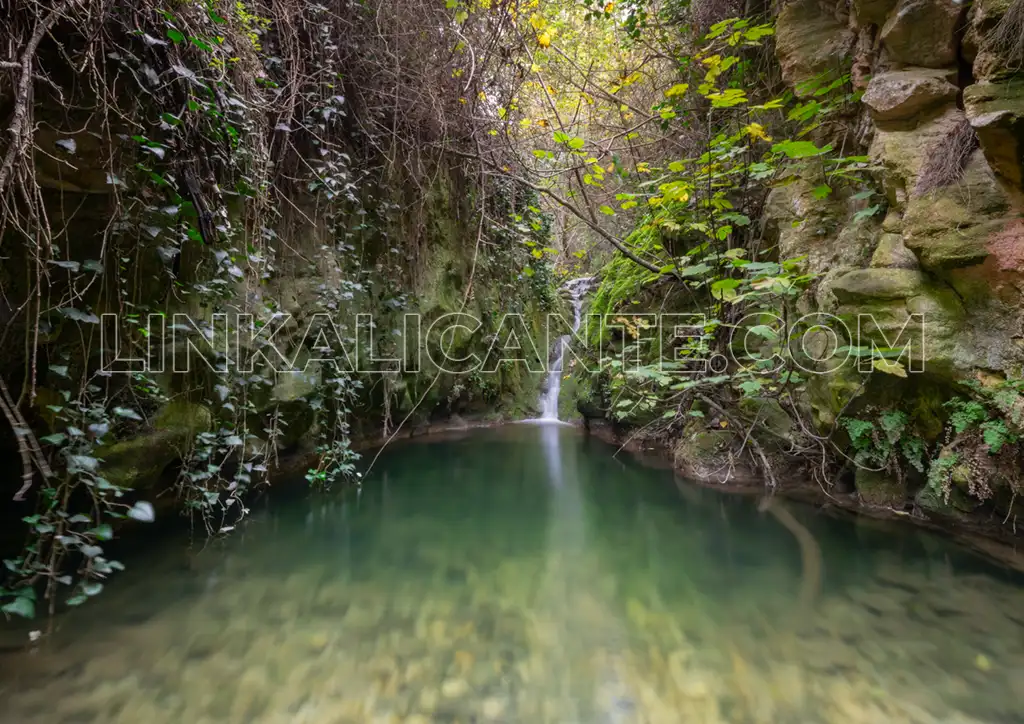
[538,277,593,421]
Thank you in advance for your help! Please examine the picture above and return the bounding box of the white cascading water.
[538,277,593,420]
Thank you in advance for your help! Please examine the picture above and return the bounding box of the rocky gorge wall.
[774,0,1024,526]
[581,0,1024,541]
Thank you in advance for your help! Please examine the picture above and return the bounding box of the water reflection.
[1,425,1023,724]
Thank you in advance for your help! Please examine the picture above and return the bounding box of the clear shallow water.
[3,424,1024,724]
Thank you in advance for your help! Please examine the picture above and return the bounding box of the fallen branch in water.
[761,497,822,615]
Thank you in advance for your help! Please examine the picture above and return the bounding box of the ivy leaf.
[59,307,99,324]
[48,260,80,272]
[1,596,35,619]
[127,501,156,523]
[68,455,99,473]
[113,407,143,421]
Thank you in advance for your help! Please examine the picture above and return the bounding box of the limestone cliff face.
[773,0,1024,525]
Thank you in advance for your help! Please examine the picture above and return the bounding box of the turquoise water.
[2,423,1024,723]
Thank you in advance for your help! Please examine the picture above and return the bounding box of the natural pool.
[2,423,1023,724]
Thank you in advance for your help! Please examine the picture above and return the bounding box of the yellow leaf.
[537,32,551,48]
[478,91,487,101]
[459,97,467,104]
[530,63,541,72]
[529,13,546,30]
[872,359,907,378]
[975,654,992,671]
[605,2,615,11]
[719,420,728,428]
[744,122,772,142]
[664,83,689,98]
[536,118,549,127]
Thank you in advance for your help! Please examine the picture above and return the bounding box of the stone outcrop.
[879,0,965,68]
[964,80,1024,198]
[862,69,959,122]
[902,150,1011,269]
[776,0,855,92]
[758,0,1024,534]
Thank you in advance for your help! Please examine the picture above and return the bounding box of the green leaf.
[91,524,114,541]
[567,137,585,150]
[677,263,711,278]
[747,325,778,341]
[599,205,615,215]
[711,278,741,301]
[60,307,100,324]
[812,184,832,199]
[771,140,827,159]
[127,501,156,523]
[166,28,185,44]
[738,379,762,395]
[113,407,143,421]
[1,596,35,619]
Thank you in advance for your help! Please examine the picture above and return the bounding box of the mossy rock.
[855,468,906,508]
[155,400,213,434]
[964,80,1024,195]
[870,233,919,269]
[902,151,1010,270]
[97,402,212,489]
[869,107,966,204]
[915,483,980,521]
[829,268,928,302]
[806,365,865,428]
[674,425,734,477]
[738,397,793,446]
